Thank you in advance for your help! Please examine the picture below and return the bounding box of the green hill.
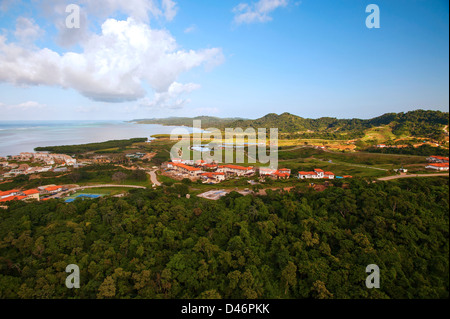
[133,110,449,140]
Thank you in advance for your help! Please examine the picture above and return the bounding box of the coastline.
[0,121,195,157]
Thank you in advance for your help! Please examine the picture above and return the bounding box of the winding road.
[147,170,161,187]
[377,173,449,181]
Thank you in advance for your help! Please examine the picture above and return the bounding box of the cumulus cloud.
[37,0,177,27]
[0,18,224,104]
[14,17,43,44]
[162,0,178,22]
[233,0,289,24]
[139,82,201,109]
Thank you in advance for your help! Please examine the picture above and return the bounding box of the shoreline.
[0,121,196,157]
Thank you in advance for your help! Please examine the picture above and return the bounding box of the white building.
[298,169,335,179]
[426,163,449,171]
[217,165,255,177]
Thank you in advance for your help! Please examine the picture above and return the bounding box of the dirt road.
[377,173,449,181]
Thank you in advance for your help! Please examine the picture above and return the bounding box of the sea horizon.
[0,120,195,157]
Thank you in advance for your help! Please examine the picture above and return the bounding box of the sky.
[0,0,448,121]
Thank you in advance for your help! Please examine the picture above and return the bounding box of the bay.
[0,120,196,157]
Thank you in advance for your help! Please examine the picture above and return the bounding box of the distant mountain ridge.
[130,116,244,128]
[132,109,449,139]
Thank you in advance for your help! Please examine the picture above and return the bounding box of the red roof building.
[0,190,20,198]
[167,162,203,176]
[298,169,335,180]
[45,186,62,192]
[426,163,449,171]
[217,165,255,176]
[0,195,27,203]
[427,156,449,163]
[22,189,39,195]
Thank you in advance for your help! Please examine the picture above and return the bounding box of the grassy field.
[64,187,138,200]
[152,135,431,178]
[361,126,396,142]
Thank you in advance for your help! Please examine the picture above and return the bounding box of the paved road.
[147,170,161,187]
[377,173,449,181]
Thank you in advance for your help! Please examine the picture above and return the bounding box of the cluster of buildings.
[0,163,53,178]
[125,152,147,160]
[0,185,64,204]
[0,152,78,179]
[297,169,335,179]
[163,158,339,184]
[12,152,77,166]
[425,156,449,171]
[259,167,291,179]
[164,160,258,184]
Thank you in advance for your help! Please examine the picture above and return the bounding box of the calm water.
[0,121,195,157]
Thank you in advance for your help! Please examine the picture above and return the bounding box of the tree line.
[0,177,448,299]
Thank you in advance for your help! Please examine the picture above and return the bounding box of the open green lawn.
[65,187,135,199]
[361,126,396,142]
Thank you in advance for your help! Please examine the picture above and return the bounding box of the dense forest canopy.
[0,177,448,299]
[34,138,148,155]
[133,110,449,140]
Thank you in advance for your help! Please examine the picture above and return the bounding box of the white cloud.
[184,25,197,34]
[0,0,19,12]
[139,82,201,109]
[162,0,178,22]
[0,101,47,110]
[14,17,43,44]
[38,0,176,24]
[233,0,289,25]
[35,0,177,48]
[0,18,224,104]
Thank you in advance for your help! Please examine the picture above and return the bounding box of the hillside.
[130,116,244,128]
[133,110,449,140]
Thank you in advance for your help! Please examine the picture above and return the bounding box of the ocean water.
[0,120,195,157]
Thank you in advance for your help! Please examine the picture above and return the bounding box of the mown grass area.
[278,147,426,165]
[65,187,133,199]
[361,126,396,142]
[157,174,178,185]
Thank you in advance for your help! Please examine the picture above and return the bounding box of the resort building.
[427,156,449,163]
[217,165,256,177]
[167,162,204,177]
[0,190,20,199]
[171,158,195,166]
[0,195,27,203]
[259,167,291,179]
[0,188,40,203]
[21,189,40,201]
[40,185,63,194]
[425,163,449,171]
[298,169,335,180]
[200,172,226,184]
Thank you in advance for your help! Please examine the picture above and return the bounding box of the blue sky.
[0,0,448,121]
